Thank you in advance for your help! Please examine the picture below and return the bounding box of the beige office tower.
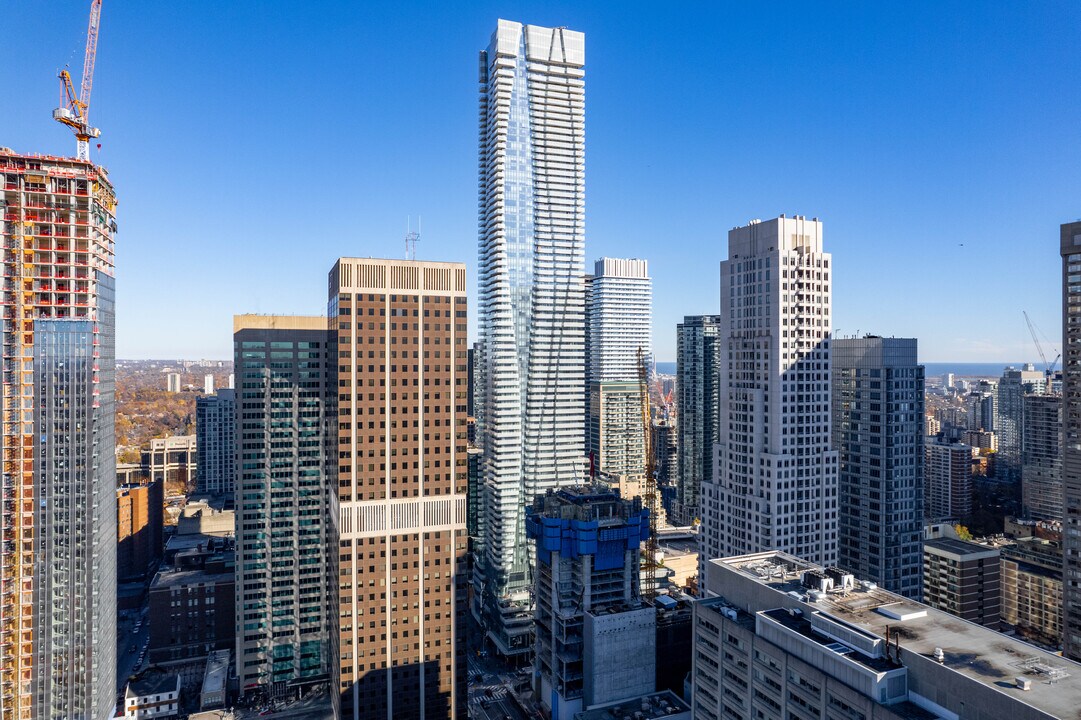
[0,149,118,719]
[329,258,469,720]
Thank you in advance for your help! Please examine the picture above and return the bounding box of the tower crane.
[638,347,659,601]
[53,0,103,162]
[1023,310,1060,387]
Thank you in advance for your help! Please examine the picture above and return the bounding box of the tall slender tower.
[474,19,586,657]
[1060,220,1081,660]
[195,388,236,496]
[587,258,652,479]
[701,216,838,588]
[831,337,924,599]
[0,150,117,720]
[329,259,469,720]
[675,315,721,526]
[233,316,330,699]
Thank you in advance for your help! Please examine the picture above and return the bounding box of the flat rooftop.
[202,649,230,695]
[574,690,690,720]
[151,564,234,591]
[924,538,1001,557]
[127,669,179,698]
[712,552,1081,720]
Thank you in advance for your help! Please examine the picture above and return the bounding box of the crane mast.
[638,347,659,601]
[53,0,103,161]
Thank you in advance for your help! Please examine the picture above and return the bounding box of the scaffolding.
[0,148,115,719]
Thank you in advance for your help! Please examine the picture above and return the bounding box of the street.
[466,649,535,720]
[115,604,150,692]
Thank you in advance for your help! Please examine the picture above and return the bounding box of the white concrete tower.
[588,258,651,382]
[474,19,587,657]
[702,216,838,585]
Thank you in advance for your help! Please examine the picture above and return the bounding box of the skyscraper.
[1021,393,1062,522]
[196,388,236,496]
[702,216,838,586]
[474,19,586,658]
[996,364,1045,483]
[831,337,924,599]
[674,315,721,526]
[329,259,468,720]
[587,258,651,382]
[1060,220,1081,660]
[233,315,330,699]
[0,150,117,720]
[586,259,652,481]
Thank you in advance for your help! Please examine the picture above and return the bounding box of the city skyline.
[4,2,1079,362]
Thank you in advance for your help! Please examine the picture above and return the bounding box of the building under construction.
[0,148,118,719]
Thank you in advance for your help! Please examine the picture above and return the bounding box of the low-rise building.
[142,435,197,489]
[148,550,235,665]
[694,551,1081,720]
[200,649,230,710]
[923,537,1001,628]
[1001,538,1063,648]
[124,670,181,719]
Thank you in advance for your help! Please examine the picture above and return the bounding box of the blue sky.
[3,1,1078,362]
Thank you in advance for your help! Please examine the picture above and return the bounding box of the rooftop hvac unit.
[1016,677,1032,691]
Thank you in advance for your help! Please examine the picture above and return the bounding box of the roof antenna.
[405,215,420,261]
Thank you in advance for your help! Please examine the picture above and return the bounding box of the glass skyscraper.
[233,316,330,698]
[0,151,117,720]
[474,19,587,657]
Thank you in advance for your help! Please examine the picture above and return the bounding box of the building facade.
[148,551,235,665]
[141,435,197,490]
[694,551,1081,720]
[587,258,651,382]
[674,315,720,526]
[526,486,653,719]
[196,389,236,496]
[474,19,587,658]
[329,259,469,720]
[703,216,839,587]
[1022,392,1063,522]
[923,440,973,522]
[0,150,118,720]
[831,337,924,599]
[996,364,1046,483]
[233,316,330,698]
[1001,538,1063,648]
[922,538,1001,628]
[1062,220,1081,660]
[117,478,165,581]
[588,380,647,478]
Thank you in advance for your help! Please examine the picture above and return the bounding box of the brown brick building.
[148,549,235,664]
[117,478,164,581]
[329,258,469,720]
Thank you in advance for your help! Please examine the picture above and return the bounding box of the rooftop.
[202,649,230,696]
[712,552,1081,720]
[574,690,690,720]
[127,669,180,698]
[924,538,1001,558]
[151,563,234,591]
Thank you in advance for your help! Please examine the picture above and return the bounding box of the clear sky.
[3,1,1079,362]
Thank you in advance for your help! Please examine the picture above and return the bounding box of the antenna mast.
[405,216,420,261]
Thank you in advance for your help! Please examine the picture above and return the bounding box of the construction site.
[0,0,119,717]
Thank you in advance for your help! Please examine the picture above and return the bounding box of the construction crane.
[53,0,103,161]
[1023,310,1061,387]
[638,347,659,601]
